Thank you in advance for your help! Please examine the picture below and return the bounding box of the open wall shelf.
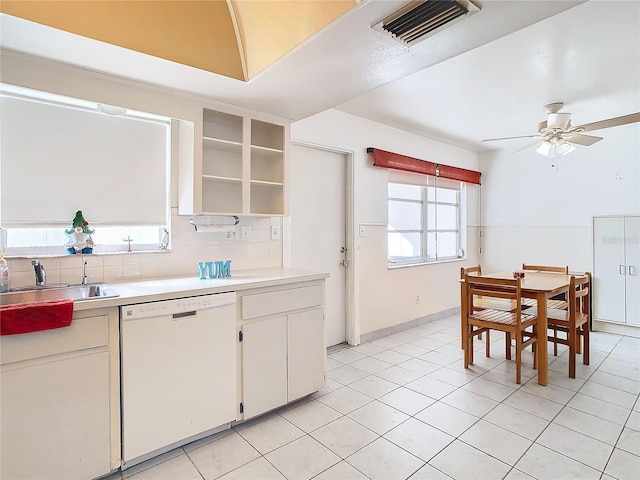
[180,107,289,216]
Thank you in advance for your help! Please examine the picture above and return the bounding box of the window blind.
[0,95,169,227]
[368,147,481,185]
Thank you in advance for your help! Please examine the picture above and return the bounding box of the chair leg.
[505,333,512,360]
[464,325,475,368]
[532,326,538,370]
[464,326,470,368]
[583,324,590,366]
[576,327,583,354]
[553,326,558,356]
[515,331,522,384]
[568,326,577,379]
[485,330,490,357]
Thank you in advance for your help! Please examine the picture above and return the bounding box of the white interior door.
[288,144,347,347]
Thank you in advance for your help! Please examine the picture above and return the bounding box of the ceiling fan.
[482,103,640,158]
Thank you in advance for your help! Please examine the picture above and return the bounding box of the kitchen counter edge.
[73,268,329,312]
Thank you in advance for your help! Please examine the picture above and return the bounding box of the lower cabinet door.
[288,308,326,401]
[242,316,288,419]
[1,351,111,480]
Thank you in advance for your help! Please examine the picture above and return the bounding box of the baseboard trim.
[360,307,460,344]
[593,319,640,338]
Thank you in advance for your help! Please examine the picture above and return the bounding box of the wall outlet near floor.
[415,293,421,304]
[271,225,281,241]
[240,226,251,241]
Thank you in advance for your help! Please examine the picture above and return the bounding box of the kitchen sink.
[0,284,119,305]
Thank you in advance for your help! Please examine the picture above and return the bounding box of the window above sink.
[0,83,177,257]
[3,226,168,257]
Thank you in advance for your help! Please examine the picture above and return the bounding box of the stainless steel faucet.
[32,260,46,285]
[82,258,88,285]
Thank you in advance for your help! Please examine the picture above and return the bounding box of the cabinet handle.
[630,266,636,276]
[619,265,626,275]
[173,311,197,319]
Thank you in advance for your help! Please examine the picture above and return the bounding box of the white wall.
[479,123,640,274]
[1,51,283,287]
[292,110,480,337]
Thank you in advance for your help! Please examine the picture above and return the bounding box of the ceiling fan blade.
[566,133,603,146]
[482,134,542,142]
[548,113,571,130]
[574,112,640,132]
[511,139,543,154]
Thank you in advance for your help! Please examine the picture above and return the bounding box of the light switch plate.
[271,225,281,241]
[240,226,251,241]
[359,225,366,237]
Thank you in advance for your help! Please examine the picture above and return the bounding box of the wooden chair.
[545,273,591,378]
[463,275,538,384]
[459,265,520,352]
[460,265,488,350]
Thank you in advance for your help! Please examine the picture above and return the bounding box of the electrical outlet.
[226,227,237,240]
[271,225,281,241]
[240,226,251,241]
[415,293,421,304]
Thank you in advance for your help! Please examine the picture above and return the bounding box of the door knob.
[340,259,349,267]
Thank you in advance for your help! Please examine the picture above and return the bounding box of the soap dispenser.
[0,253,9,293]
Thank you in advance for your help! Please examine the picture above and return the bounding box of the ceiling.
[1,0,638,154]
[0,0,357,81]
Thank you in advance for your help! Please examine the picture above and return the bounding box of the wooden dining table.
[461,270,586,386]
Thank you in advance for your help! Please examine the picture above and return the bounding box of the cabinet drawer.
[242,285,323,320]
[1,314,109,365]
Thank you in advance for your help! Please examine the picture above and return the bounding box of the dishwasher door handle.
[173,311,197,319]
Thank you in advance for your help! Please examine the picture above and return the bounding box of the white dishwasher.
[120,292,237,468]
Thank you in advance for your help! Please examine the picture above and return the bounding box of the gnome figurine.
[65,210,95,254]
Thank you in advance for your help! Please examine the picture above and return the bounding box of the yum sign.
[198,260,231,279]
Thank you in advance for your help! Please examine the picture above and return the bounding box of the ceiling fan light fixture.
[536,140,553,157]
[536,137,576,160]
[556,139,575,156]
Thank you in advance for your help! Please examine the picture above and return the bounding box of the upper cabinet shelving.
[179,108,289,216]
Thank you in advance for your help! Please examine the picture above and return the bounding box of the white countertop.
[72,267,329,311]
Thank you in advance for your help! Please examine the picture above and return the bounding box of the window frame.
[388,178,464,267]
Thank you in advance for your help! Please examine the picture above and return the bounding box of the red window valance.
[367,148,481,185]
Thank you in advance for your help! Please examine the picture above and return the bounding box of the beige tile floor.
[105,314,640,480]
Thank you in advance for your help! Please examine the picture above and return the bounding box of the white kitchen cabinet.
[593,216,640,328]
[239,282,326,420]
[0,308,120,479]
[287,308,326,401]
[179,107,289,216]
[241,315,288,418]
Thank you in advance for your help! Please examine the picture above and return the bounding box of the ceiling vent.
[372,0,480,47]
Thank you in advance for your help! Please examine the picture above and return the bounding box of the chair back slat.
[465,275,524,320]
[460,265,482,279]
[569,273,591,320]
[522,263,569,273]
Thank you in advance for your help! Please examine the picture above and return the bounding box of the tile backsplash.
[6,214,282,288]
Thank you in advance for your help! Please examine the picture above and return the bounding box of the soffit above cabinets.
[0,0,358,81]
